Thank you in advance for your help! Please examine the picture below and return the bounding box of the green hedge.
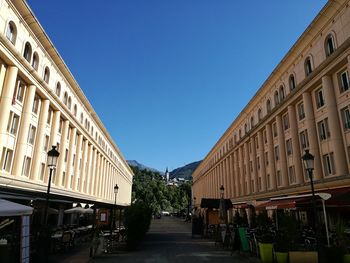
[124,201,152,249]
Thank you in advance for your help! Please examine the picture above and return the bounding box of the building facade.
[0,0,133,207]
[193,0,350,209]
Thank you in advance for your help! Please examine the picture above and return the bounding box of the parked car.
[161,211,170,216]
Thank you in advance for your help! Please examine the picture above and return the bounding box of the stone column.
[0,64,8,98]
[265,125,277,189]
[93,153,101,196]
[322,75,348,175]
[89,148,97,195]
[303,92,322,180]
[258,134,267,191]
[0,66,18,160]
[65,127,76,188]
[251,136,258,193]
[12,85,36,177]
[276,115,289,187]
[30,99,49,180]
[85,144,93,193]
[55,120,69,185]
[234,150,239,197]
[244,142,251,194]
[79,139,88,192]
[228,154,233,198]
[288,105,303,184]
[72,134,83,190]
[239,146,244,196]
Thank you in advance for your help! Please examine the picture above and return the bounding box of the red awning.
[256,197,310,210]
[232,203,248,209]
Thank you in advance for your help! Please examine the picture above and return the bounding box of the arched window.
[63,92,68,105]
[85,119,88,129]
[73,104,77,117]
[67,97,71,110]
[304,57,313,76]
[250,116,254,128]
[32,52,39,71]
[258,108,262,121]
[55,82,61,97]
[274,90,279,106]
[43,67,50,84]
[6,21,17,44]
[80,113,84,124]
[279,86,285,101]
[289,74,296,92]
[325,34,335,57]
[244,123,248,133]
[266,99,271,113]
[23,42,32,63]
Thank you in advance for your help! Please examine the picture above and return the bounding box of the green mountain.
[170,161,201,180]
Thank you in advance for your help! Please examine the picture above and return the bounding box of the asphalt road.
[93,216,259,263]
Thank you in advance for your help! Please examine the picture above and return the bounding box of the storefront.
[0,199,33,263]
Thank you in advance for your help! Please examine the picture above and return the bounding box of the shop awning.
[200,198,233,209]
[0,199,33,216]
[256,193,331,210]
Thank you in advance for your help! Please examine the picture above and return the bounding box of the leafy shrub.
[124,201,152,249]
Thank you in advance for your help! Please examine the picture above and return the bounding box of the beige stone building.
[192,0,350,213]
[0,0,133,208]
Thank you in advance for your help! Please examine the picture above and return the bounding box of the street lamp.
[219,185,226,222]
[302,150,318,250]
[42,145,59,262]
[44,146,59,225]
[110,184,119,240]
[114,184,119,229]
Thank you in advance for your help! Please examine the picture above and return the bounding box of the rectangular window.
[265,152,269,165]
[1,148,13,172]
[58,119,63,134]
[16,80,25,103]
[64,149,68,162]
[7,112,20,136]
[72,154,75,167]
[288,166,296,184]
[267,174,270,189]
[286,139,293,155]
[22,156,31,177]
[274,146,280,160]
[39,163,45,181]
[272,122,277,137]
[32,95,40,114]
[257,157,260,170]
[277,170,281,186]
[250,161,253,172]
[62,172,66,186]
[258,177,262,190]
[47,108,52,125]
[316,88,325,108]
[255,137,259,149]
[318,118,330,141]
[44,135,49,152]
[340,70,350,93]
[323,152,335,176]
[299,130,309,150]
[298,103,305,120]
[27,125,36,145]
[263,130,267,143]
[283,114,290,130]
[70,175,74,189]
[341,107,350,131]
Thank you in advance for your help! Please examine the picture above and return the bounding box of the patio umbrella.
[64,207,94,214]
[64,207,86,214]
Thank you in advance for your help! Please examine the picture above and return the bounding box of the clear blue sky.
[28,0,327,172]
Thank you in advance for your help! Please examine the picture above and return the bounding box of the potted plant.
[257,211,274,263]
[274,231,290,263]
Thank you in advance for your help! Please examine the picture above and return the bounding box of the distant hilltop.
[127,160,164,175]
[169,161,201,180]
[127,160,201,180]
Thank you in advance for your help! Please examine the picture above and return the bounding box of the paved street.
[92,216,259,263]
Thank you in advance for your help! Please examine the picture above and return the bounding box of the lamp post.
[219,185,226,223]
[110,184,119,240]
[42,146,59,262]
[302,150,318,251]
[114,184,119,229]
